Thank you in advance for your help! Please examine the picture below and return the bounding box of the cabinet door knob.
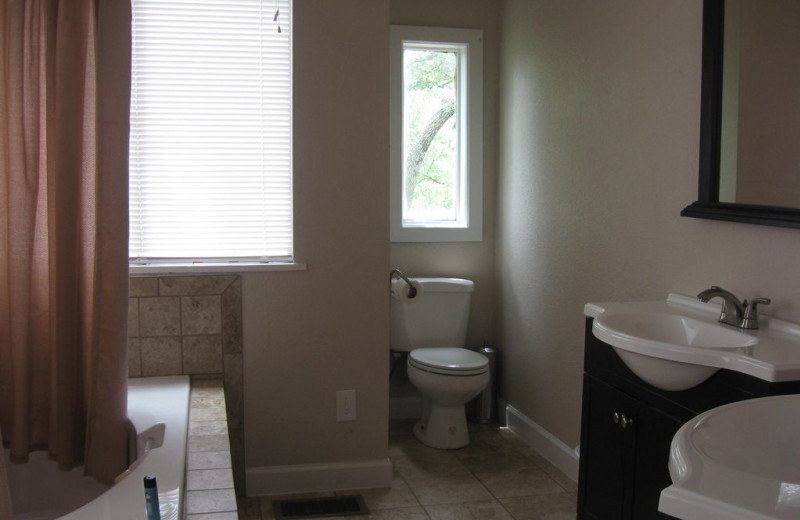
[620,415,634,429]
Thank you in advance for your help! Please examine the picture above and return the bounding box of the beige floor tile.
[536,459,578,494]
[424,499,515,520]
[405,473,494,506]
[391,449,472,483]
[336,477,420,510]
[455,446,544,473]
[475,467,564,499]
[235,424,578,520]
[335,506,431,520]
[499,493,577,520]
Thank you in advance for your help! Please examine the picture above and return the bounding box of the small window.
[390,26,483,242]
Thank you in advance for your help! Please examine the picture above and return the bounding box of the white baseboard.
[502,400,579,482]
[246,458,393,496]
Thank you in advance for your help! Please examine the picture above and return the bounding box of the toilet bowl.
[407,347,489,449]
[390,276,491,448]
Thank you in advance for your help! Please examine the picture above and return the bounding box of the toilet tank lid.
[395,277,473,293]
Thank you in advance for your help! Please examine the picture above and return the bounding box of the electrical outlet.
[336,389,356,422]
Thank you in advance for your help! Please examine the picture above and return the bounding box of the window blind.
[129,0,292,262]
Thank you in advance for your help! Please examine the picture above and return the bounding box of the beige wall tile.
[183,335,223,374]
[141,336,182,376]
[182,296,222,335]
[128,298,139,337]
[189,434,231,453]
[223,353,243,428]
[190,420,228,436]
[186,512,239,520]
[128,338,142,377]
[221,278,242,354]
[129,277,158,297]
[139,297,180,336]
[187,469,235,491]
[160,275,236,296]
[185,488,237,514]
[188,451,232,471]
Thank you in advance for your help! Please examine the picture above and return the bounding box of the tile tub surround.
[236,421,578,520]
[186,379,238,518]
[128,274,246,494]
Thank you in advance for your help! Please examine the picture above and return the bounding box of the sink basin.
[592,309,758,391]
[595,311,758,350]
[659,395,800,520]
[586,294,800,390]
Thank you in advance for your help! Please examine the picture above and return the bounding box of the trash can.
[469,345,497,423]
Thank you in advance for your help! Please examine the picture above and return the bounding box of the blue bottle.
[144,475,161,520]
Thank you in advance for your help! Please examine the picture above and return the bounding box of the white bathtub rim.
[55,375,190,520]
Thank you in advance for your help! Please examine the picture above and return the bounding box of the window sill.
[129,262,307,276]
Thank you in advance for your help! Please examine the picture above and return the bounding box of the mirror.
[681,0,800,229]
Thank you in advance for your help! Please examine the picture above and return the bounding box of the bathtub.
[5,376,190,520]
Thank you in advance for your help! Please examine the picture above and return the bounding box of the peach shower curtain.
[0,0,131,484]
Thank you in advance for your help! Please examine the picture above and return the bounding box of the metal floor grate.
[273,495,369,519]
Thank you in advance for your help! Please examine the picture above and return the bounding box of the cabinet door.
[629,402,684,520]
[578,376,638,520]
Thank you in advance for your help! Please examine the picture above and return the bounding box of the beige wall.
[242,0,390,481]
[389,0,500,347]
[497,0,800,449]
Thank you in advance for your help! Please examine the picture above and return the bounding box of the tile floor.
[236,420,577,520]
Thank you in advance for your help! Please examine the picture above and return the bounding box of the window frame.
[390,25,483,243]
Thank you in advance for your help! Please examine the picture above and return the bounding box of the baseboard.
[501,400,580,482]
[245,458,393,496]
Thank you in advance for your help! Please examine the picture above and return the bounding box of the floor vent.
[273,495,369,519]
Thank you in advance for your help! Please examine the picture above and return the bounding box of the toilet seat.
[408,348,489,376]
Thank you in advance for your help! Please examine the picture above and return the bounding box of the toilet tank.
[390,277,473,352]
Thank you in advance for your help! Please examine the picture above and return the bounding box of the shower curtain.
[0,0,131,484]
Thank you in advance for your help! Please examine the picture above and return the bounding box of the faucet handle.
[741,298,771,330]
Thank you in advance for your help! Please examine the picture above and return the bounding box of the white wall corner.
[245,458,393,496]
[501,400,580,482]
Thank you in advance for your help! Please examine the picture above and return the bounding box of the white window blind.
[129,0,292,262]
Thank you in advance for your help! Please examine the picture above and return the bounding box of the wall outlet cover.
[336,390,356,422]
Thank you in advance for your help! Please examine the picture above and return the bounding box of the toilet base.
[413,403,470,449]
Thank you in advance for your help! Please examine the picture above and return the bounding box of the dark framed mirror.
[681,0,800,229]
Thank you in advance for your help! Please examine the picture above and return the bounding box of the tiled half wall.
[128,274,245,493]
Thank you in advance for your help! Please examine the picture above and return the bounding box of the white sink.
[585,294,800,391]
[594,311,758,351]
[659,395,800,520]
[592,308,758,391]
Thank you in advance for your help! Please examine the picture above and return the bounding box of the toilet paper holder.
[390,269,418,298]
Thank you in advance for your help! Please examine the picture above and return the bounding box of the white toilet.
[391,277,489,449]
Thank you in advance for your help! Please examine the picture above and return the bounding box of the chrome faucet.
[697,286,771,330]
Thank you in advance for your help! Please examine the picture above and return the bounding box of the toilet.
[391,277,489,449]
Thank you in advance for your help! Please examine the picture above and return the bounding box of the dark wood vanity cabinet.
[578,318,800,520]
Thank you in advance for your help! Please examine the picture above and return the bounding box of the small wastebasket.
[469,345,497,423]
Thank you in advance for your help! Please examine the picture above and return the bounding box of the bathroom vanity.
[577,296,800,520]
